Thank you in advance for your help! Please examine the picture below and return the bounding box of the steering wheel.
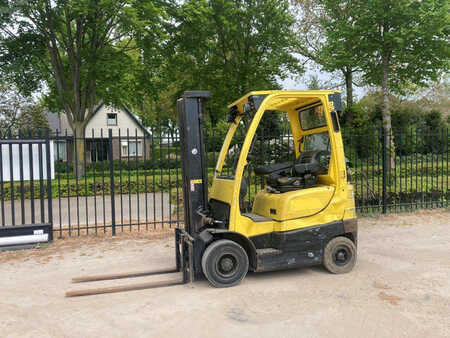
[316,150,331,174]
[294,150,330,175]
[236,136,258,208]
[246,135,259,164]
[232,134,259,171]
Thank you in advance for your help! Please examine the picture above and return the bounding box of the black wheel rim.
[216,254,238,278]
[333,245,352,266]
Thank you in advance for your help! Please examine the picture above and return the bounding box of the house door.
[89,139,109,162]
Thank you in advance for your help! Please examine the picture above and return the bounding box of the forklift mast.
[66,91,213,296]
[177,91,211,236]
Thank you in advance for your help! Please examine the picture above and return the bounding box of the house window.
[121,140,142,157]
[54,141,67,161]
[107,113,117,126]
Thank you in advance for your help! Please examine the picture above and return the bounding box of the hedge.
[55,151,220,174]
[1,171,447,202]
[1,172,217,201]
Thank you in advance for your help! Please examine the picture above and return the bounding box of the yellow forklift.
[67,90,357,296]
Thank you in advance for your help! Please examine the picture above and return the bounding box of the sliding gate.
[0,132,53,248]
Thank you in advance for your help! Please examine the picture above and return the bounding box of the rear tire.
[323,236,356,274]
[201,239,249,288]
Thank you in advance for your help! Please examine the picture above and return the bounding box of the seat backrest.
[254,161,293,176]
[296,150,317,164]
[294,151,321,175]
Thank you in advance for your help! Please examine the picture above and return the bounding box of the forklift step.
[242,213,272,222]
[256,249,322,272]
[256,248,282,256]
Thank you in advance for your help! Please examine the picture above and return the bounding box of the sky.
[280,67,368,99]
[278,54,369,100]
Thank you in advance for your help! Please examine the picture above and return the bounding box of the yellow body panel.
[252,185,335,221]
[209,178,235,205]
[209,90,355,239]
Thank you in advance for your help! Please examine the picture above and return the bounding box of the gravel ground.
[0,209,449,338]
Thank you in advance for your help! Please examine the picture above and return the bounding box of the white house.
[46,103,150,163]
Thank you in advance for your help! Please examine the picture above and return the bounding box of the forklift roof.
[227,90,341,113]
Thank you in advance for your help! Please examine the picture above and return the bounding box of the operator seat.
[255,150,328,193]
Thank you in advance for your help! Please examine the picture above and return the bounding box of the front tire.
[201,239,249,288]
[323,236,356,274]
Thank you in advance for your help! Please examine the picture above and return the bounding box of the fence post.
[259,126,265,189]
[381,127,387,214]
[108,129,116,236]
[45,129,54,240]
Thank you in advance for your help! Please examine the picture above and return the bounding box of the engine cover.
[252,185,335,221]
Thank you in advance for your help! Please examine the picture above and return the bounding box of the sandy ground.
[0,209,449,338]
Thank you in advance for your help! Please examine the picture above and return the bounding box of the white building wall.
[85,105,145,138]
[1,143,55,182]
[57,105,145,138]
[59,113,73,136]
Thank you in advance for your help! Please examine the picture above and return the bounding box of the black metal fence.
[50,128,183,237]
[0,126,448,237]
[219,126,449,215]
[0,130,54,240]
[343,127,448,213]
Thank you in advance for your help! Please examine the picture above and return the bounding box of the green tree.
[168,0,303,123]
[136,81,180,145]
[292,0,361,115]
[415,76,450,116]
[0,0,170,175]
[0,84,49,138]
[306,74,324,90]
[422,110,448,153]
[321,0,450,170]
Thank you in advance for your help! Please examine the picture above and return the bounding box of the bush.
[341,104,382,160]
[55,161,73,173]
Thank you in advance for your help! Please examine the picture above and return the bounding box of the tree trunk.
[344,68,354,124]
[381,54,395,174]
[72,121,86,177]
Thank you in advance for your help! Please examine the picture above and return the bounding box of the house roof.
[46,103,151,137]
[87,102,151,136]
[44,112,60,132]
